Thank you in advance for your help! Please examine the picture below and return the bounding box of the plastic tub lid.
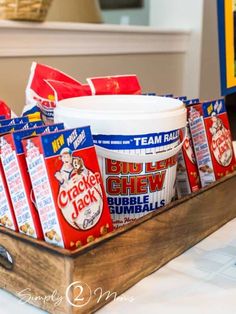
[55,95,186,135]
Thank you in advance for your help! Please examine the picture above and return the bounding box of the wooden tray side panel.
[0,232,73,314]
[1,175,236,313]
[70,175,236,313]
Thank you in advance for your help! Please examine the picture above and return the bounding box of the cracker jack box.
[142,93,156,96]
[0,161,17,231]
[0,121,44,231]
[160,94,173,97]
[202,99,236,178]
[184,99,200,106]
[176,126,201,197]
[22,127,113,250]
[0,117,29,126]
[1,123,64,239]
[176,99,201,197]
[0,121,43,134]
[188,99,236,187]
[175,96,187,101]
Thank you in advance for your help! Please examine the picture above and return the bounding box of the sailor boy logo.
[56,148,103,230]
[55,148,73,187]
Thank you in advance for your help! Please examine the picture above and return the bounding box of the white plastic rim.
[54,95,186,135]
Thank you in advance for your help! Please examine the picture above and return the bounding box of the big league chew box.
[22,126,113,250]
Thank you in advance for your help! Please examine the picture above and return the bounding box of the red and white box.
[1,123,64,238]
[188,99,236,187]
[0,121,43,231]
[0,161,17,231]
[22,126,113,250]
[0,117,28,126]
[176,98,201,197]
[176,126,201,196]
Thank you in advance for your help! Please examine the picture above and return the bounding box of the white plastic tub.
[54,95,186,228]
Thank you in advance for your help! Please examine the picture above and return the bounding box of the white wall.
[200,0,221,100]
[149,0,204,98]
[100,1,221,100]
[101,0,150,25]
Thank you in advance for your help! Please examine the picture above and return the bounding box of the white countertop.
[1,217,236,314]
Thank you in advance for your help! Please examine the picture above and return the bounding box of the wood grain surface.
[0,232,73,314]
[0,172,236,313]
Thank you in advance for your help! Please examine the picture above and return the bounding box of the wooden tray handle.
[0,245,13,270]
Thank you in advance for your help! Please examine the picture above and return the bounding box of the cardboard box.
[0,117,28,126]
[176,126,201,196]
[0,121,43,231]
[176,98,201,196]
[188,99,236,187]
[1,123,64,239]
[23,126,113,250]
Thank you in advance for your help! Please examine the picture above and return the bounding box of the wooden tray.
[1,172,236,314]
